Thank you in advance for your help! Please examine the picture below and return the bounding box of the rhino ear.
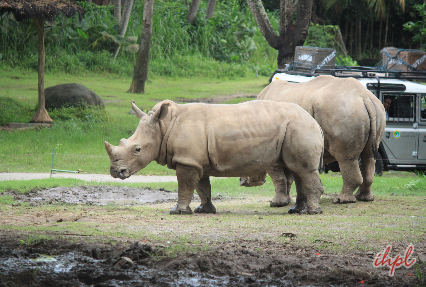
[149,102,171,125]
[104,141,115,158]
[131,101,146,119]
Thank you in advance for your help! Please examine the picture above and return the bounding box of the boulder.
[45,83,104,110]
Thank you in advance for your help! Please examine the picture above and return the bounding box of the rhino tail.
[319,126,324,172]
[364,97,379,160]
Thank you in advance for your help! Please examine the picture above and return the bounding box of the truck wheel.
[358,154,384,176]
[375,154,384,176]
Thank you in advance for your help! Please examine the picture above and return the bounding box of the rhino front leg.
[194,176,216,214]
[268,164,293,207]
[170,164,200,215]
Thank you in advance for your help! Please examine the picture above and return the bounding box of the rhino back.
[258,75,377,159]
[168,101,309,175]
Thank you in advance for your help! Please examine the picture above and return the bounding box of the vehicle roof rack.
[273,66,426,82]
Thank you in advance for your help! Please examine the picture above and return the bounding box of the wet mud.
[0,186,424,286]
[2,185,178,206]
[0,238,421,287]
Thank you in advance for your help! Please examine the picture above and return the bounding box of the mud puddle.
[0,238,420,287]
[2,185,178,206]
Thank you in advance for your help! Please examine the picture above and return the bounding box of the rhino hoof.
[300,207,323,215]
[355,190,375,202]
[288,203,307,214]
[270,198,292,207]
[170,205,193,215]
[332,195,357,204]
[194,202,216,214]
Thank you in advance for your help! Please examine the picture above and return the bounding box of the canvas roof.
[0,0,84,21]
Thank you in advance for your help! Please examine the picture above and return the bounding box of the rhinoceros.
[240,75,386,205]
[105,100,325,215]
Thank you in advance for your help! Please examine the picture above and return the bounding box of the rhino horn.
[131,101,146,119]
[104,141,115,158]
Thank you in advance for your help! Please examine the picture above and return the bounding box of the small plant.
[335,55,358,67]
[19,235,50,246]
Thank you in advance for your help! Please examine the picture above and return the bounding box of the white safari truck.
[271,67,426,174]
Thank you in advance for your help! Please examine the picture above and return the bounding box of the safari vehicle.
[270,65,426,174]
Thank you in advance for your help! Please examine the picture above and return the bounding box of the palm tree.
[367,0,405,49]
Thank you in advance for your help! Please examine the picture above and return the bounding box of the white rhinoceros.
[240,75,386,205]
[105,100,325,215]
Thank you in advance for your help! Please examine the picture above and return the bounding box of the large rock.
[45,83,104,110]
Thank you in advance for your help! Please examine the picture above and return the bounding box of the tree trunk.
[370,17,374,58]
[30,17,52,123]
[206,0,217,19]
[187,0,201,24]
[363,15,371,56]
[114,0,121,23]
[344,13,348,44]
[128,0,154,94]
[357,15,361,59]
[379,18,382,50]
[349,22,353,57]
[384,5,389,48]
[246,0,312,69]
[337,26,347,55]
[113,0,134,59]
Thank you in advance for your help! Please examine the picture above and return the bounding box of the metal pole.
[50,148,55,178]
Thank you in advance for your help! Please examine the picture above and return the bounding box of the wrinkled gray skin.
[105,100,325,215]
[240,75,386,206]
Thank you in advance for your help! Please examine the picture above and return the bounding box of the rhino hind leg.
[269,164,293,207]
[288,172,323,215]
[355,150,376,202]
[194,176,216,214]
[332,159,360,204]
[170,164,200,215]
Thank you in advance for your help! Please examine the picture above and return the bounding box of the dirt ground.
[0,186,425,287]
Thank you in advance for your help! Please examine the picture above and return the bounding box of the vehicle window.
[383,93,416,122]
[421,95,426,122]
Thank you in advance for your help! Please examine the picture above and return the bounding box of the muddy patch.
[2,186,178,206]
[0,236,422,287]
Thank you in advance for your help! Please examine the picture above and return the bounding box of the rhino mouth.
[110,167,132,180]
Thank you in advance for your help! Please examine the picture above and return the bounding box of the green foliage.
[403,3,426,47]
[335,55,358,66]
[304,23,346,54]
[0,0,278,77]
[0,97,34,126]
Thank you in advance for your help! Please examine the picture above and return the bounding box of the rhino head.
[105,101,166,179]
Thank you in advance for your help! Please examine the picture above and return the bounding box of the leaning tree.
[246,0,313,69]
[0,0,84,123]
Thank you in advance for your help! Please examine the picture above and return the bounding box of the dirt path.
[0,186,424,286]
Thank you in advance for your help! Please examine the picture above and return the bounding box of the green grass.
[0,67,269,174]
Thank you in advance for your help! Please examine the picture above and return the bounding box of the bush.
[0,97,34,126]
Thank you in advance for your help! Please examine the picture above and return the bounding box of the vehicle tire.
[375,153,384,176]
[358,154,384,176]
